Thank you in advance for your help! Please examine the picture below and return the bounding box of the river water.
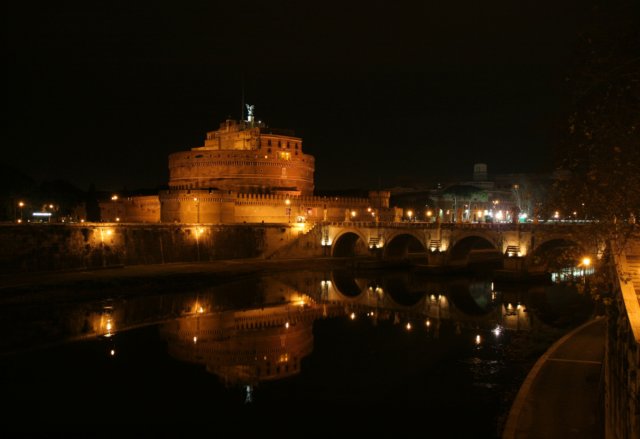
[1,268,593,437]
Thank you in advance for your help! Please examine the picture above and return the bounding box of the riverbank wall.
[0,223,324,274]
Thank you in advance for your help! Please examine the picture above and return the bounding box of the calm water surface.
[1,268,593,437]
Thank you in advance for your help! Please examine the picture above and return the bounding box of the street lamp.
[285,199,291,223]
[18,201,24,223]
[193,197,200,223]
[407,210,413,222]
[581,256,591,276]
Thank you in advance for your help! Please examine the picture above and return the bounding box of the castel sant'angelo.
[101,106,393,224]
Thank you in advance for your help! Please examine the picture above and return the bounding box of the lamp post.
[193,197,200,223]
[407,210,413,222]
[581,257,591,281]
[18,201,24,223]
[285,199,291,223]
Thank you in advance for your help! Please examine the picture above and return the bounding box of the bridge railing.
[317,221,591,231]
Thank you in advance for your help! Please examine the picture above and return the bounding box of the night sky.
[5,1,616,192]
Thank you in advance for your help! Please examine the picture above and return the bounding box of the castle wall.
[158,190,392,224]
[168,149,315,194]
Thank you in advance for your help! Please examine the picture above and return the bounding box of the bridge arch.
[530,238,586,270]
[448,234,500,262]
[383,233,427,260]
[447,280,496,316]
[382,276,426,307]
[331,230,369,257]
[331,270,367,298]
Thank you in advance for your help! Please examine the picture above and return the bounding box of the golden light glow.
[426,319,431,327]
[350,312,356,320]
[193,336,198,344]
[18,201,25,207]
[350,210,357,218]
[285,321,290,329]
[285,199,291,206]
[405,322,412,331]
[104,318,114,338]
[475,334,481,345]
[111,195,118,201]
[582,257,591,267]
[115,217,120,222]
[110,349,115,356]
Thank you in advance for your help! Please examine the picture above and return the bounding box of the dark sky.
[5,1,615,191]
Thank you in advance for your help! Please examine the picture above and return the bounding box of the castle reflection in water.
[62,270,542,394]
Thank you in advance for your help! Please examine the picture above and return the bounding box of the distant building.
[101,111,392,223]
[390,163,553,223]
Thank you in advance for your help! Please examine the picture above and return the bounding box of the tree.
[549,1,639,303]
[551,2,640,224]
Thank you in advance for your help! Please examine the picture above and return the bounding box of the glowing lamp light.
[193,336,198,344]
[406,322,412,331]
[285,322,290,329]
[110,349,116,356]
[475,334,482,345]
[582,257,591,267]
[350,312,356,320]
[426,319,431,327]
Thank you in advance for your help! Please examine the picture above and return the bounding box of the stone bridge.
[317,221,604,272]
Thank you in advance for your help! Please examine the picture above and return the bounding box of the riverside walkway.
[502,317,605,438]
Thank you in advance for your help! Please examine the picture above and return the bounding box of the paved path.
[503,317,605,439]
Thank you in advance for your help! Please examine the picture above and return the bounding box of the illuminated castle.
[101,106,392,224]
